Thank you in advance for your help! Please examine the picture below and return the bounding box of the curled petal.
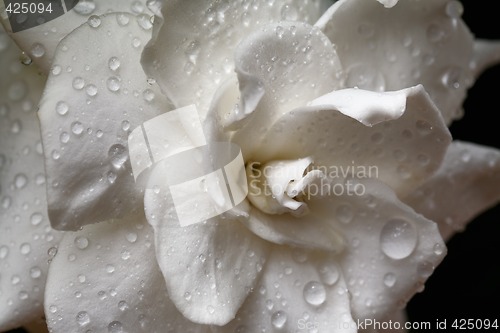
[38,13,170,230]
[141,0,327,117]
[254,86,451,196]
[316,0,475,125]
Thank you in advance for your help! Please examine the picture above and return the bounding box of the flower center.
[245,157,327,216]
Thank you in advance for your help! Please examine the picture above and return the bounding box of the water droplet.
[132,38,141,48]
[380,218,417,260]
[415,120,433,135]
[131,0,144,13]
[108,144,127,169]
[445,0,463,19]
[118,300,129,311]
[107,171,117,184]
[271,310,287,329]
[143,89,155,102]
[71,121,84,135]
[31,43,45,58]
[126,232,138,243]
[433,243,444,256]
[20,52,32,65]
[20,243,31,255]
[185,40,201,64]
[291,248,308,263]
[441,66,464,90]
[14,173,28,189]
[76,311,90,326]
[137,14,153,30]
[11,275,21,285]
[207,305,215,314]
[117,14,130,26]
[19,291,28,300]
[108,57,121,71]
[74,0,96,15]
[30,266,42,278]
[86,84,98,97]
[107,321,124,333]
[60,132,70,143]
[78,274,86,283]
[88,15,101,28]
[107,76,121,92]
[48,246,58,258]
[275,25,284,39]
[121,120,130,131]
[49,305,58,313]
[75,236,89,250]
[303,281,326,306]
[417,154,430,166]
[0,246,9,259]
[319,261,340,286]
[29,213,43,227]
[106,264,115,274]
[383,273,396,288]
[426,23,446,43]
[184,292,192,301]
[72,77,85,90]
[280,4,298,20]
[336,204,354,224]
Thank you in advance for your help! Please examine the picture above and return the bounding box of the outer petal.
[316,0,475,125]
[471,40,500,79]
[0,0,155,72]
[144,165,270,326]
[141,0,326,117]
[228,21,344,156]
[0,29,62,331]
[254,86,451,196]
[221,246,356,333]
[44,213,209,333]
[308,180,446,322]
[404,141,500,240]
[38,13,170,231]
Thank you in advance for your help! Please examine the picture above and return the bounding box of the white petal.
[254,86,451,196]
[377,0,399,8]
[404,141,500,240]
[308,180,446,322]
[44,214,209,333]
[37,13,170,231]
[144,166,269,325]
[0,29,62,331]
[316,0,475,125]
[141,0,326,117]
[0,0,155,72]
[228,21,343,155]
[222,246,356,333]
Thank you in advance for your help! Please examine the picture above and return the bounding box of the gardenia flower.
[1,0,500,332]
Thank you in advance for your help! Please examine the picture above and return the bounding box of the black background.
[6,0,500,332]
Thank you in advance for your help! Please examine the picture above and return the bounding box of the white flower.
[1,0,500,332]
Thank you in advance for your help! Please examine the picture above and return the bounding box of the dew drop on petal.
[74,236,89,250]
[108,321,124,333]
[88,15,101,28]
[0,246,9,259]
[30,266,42,279]
[71,121,84,135]
[107,76,121,92]
[30,212,43,226]
[126,232,138,243]
[319,261,340,286]
[380,218,417,260]
[383,273,397,288]
[108,57,121,71]
[20,243,31,255]
[280,4,297,20]
[117,14,130,26]
[30,43,45,58]
[76,311,90,326]
[72,77,85,90]
[118,300,129,311]
[14,173,28,189]
[445,0,463,19]
[74,0,96,15]
[108,144,127,169]
[271,310,287,329]
[86,84,98,97]
[303,281,326,306]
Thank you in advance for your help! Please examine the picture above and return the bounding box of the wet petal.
[254,86,451,196]
[141,0,326,117]
[316,0,475,125]
[144,165,269,325]
[38,13,170,231]
[228,21,343,155]
[0,28,62,331]
[0,0,155,72]
[404,141,500,240]
[309,180,446,322]
[44,213,210,333]
[222,246,356,333]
